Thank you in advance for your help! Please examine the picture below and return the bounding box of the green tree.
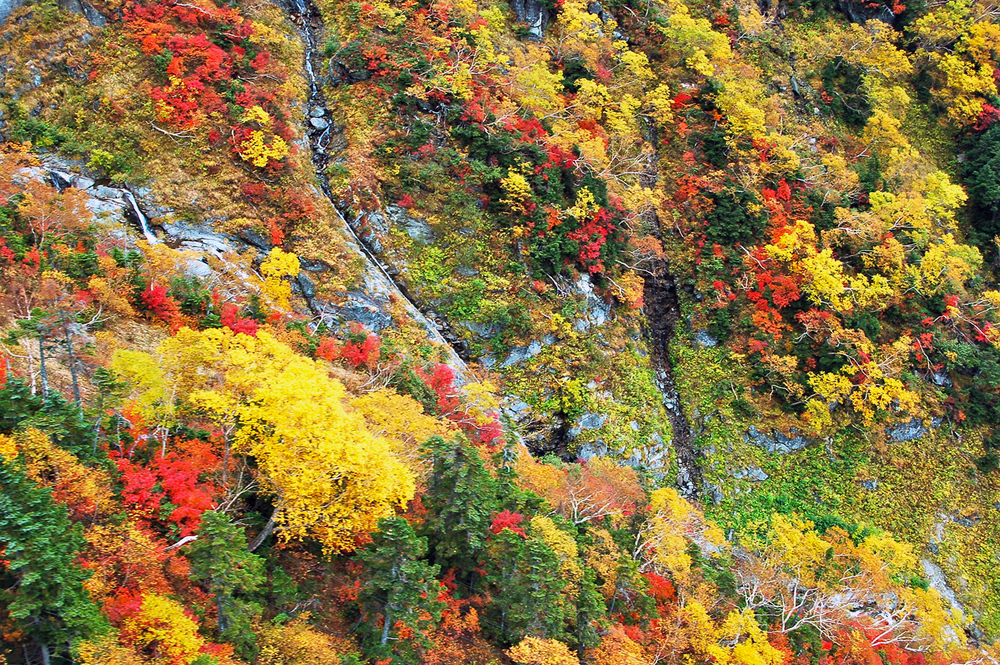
[483,529,570,646]
[187,511,266,659]
[355,517,445,664]
[571,569,604,658]
[964,120,1000,250]
[704,185,765,246]
[0,458,106,662]
[0,379,101,464]
[419,436,499,585]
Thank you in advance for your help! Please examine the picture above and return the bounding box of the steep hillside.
[0,0,999,662]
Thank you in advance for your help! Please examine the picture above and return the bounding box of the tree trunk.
[380,607,393,645]
[62,316,81,405]
[38,336,48,397]
[248,508,278,552]
[217,597,227,634]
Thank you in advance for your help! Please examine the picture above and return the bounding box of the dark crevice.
[642,261,702,498]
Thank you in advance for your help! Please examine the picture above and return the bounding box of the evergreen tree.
[0,458,106,663]
[482,529,569,647]
[419,436,499,585]
[0,379,102,464]
[355,517,445,664]
[571,569,605,658]
[187,511,266,659]
[964,121,1000,250]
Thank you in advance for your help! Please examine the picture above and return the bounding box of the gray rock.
[295,272,316,300]
[309,117,330,130]
[85,197,125,219]
[835,0,895,23]
[90,185,122,200]
[706,483,724,504]
[309,107,327,118]
[80,1,106,26]
[501,338,543,367]
[921,558,965,616]
[351,211,387,253]
[184,259,212,280]
[0,0,24,25]
[48,170,75,191]
[930,371,953,388]
[577,441,608,461]
[859,479,879,491]
[734,466,769,482]
[568,412,608,438]
[385,204,435,244]
[887,418,930,442]
[462,320,502,340]
[692,329,718,348]
[54,0,106,25]
[572,273,612,332]
[509,0,549,38]
[502,398,531,419]
[298,257,328,272]
[160,219,237,256]
[238,227,271,251]
[315,291,394,332]
[745,425,811,454]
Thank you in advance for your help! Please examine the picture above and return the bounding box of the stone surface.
[462,320,502,340]
[509,0,549,38]
[572,273,613,332]
[692,329,718,348]
[384,204,435,244]
[745,425,812,454]
[0,0,24,25]
[501,338,543,367]
[886,417,943,442]
[733,466,769,482]
[567,412,608,438]
[835,0,895,23]
[920,558,966,618]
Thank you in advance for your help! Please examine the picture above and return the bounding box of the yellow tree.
[259,247,301,311]
[636,488,726,585]
[733,515,965,647]
[507,637,580,665]
[115,328,415,553]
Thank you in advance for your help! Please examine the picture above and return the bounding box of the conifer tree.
[419,436,499,585]
[355,516,445,664]
[187,511,265,659]
[0,458,106,663]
